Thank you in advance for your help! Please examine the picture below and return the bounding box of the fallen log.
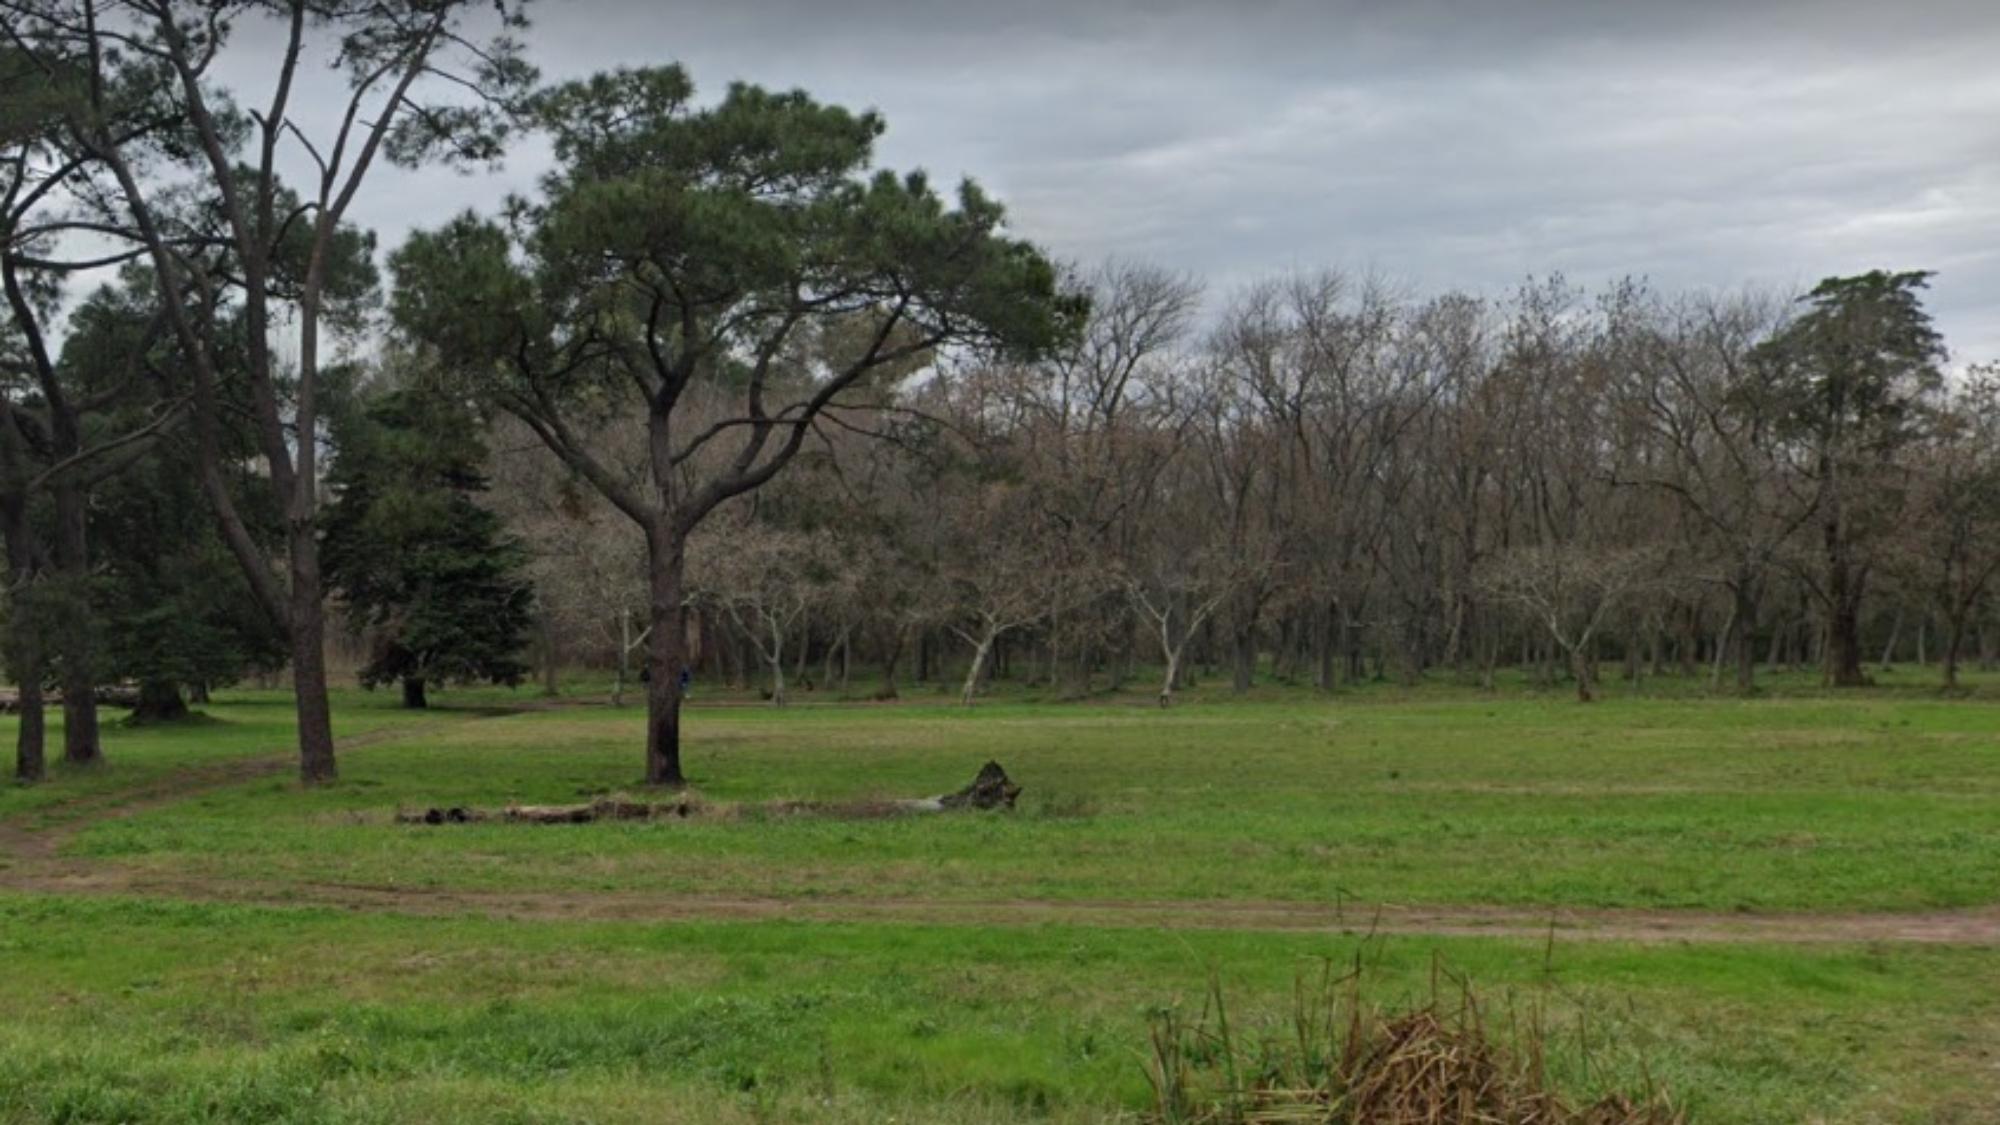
[398,763,1023,826]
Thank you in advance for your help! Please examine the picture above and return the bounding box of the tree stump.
[937,760,1022,810]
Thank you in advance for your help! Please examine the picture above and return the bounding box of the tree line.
[523,263,1997,712]
[2,2,1994,790]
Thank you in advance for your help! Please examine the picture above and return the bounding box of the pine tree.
[322,386,534,708]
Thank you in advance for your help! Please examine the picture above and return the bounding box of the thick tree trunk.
[54,482,101,768]
[1313,601,1336,691]
[4,499,45,783]
[1827,599,1866,687]
[1230,624,1255,694]
[1159,647,1183,707]
[643,526,689,787]
[14,670,44,783]
[132,679,190,723]
[1823,514,1868,687]
[401,677,428,710]
[1571,645,1595,703]
[290,528,338,785]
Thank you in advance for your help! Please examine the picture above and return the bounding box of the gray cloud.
[231,0,2000,358]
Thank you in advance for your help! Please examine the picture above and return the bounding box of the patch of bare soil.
[6,863,1998,947]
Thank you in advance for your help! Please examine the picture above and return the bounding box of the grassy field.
[3,672,1999,1122]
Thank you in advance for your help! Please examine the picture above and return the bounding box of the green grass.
[0,895,1993,1124]
[0,691,467,823]
[4,674,1999,1122]
[44,687,2000,911]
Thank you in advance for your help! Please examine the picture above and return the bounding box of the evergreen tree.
[322,386,534,708]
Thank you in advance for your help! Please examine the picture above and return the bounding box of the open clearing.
[4,677,2000,1123]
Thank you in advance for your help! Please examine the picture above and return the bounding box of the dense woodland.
[3,2,1997,788]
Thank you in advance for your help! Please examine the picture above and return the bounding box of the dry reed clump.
[1146,963,1683,1125]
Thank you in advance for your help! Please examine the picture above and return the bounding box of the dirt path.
[7,713,2000,947]
[8,863,2000,945]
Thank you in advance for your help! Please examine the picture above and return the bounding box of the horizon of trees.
[508,263,2000,710]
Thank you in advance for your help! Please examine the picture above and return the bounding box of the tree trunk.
[3,497,45,783]
[1159,646,1183,707]
[1827,598,1866,687]
[614,606,632,707]
[1570,644,1595,703]
[538,617,560,697]
[1733,584,1758,695]
[14,668,44,783]
[838,628,851,695]
[1230,623,1255,694]
[1943,619,1964,690]
[53,482,101,768]
[643,526,689,787]
[401,677,428,710]
[1823,514,1868,686]
[878,625,905,700]
[791,623,810,692]
[961,633,994,706]
[133,679,191,723]
[290,527,338,785]
[1313,601,1336,691]
[1879,607,1903,671]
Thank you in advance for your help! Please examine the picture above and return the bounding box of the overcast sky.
[233,0,2000,359]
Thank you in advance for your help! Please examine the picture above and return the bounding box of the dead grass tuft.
[1147,963,1681,1125]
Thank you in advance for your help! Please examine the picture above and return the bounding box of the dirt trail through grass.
[7,707,2000,947]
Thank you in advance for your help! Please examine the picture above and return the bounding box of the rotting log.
[399,762,1023,826]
